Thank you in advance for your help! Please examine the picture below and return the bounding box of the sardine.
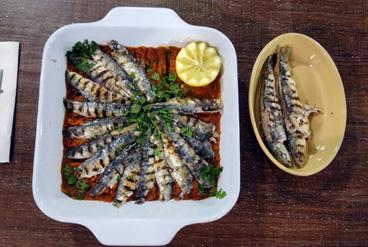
[153,160,173,201]
[65,124,137,159]
[172,114,217,142]
[150,133,173,201]
[278,46,321,167]
[113,151,142,207]
[64,99,128,118]
[66,70,125,102]
[260,54,292,167]
[172,122,215,160]
[63,117,125,139]
[108,40,155,102]
[161,132,193,199]
[159,115,211,188]
[90,144,136,196]
[76,129,137,178]
[135,138,156,204]
[148,98,223,114]
[90,48,138,98]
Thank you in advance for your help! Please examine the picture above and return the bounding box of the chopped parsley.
[129,72,136,80]
[198,164,226,199]
[130,104,141,114]
[181,126,193,138]
[151,72,182,102]
[215,189,227,199]
[151,72,160,81]
[63,164,90,198]
[76,180,90,192]
[66,40,97,73]
[154,143,163,158]
[146,64,152,73]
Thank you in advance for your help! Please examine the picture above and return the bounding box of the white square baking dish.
[33,7,240,246]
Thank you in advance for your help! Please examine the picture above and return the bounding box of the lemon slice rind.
[176,42,221,87]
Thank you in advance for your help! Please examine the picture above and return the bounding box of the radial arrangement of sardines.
[260,46,321,168]
[62,40,224,207]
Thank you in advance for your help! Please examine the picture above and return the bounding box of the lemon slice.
[176,42,222,87]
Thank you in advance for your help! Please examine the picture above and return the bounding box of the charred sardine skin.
[172,123,215,160]
[66,124,137,159]
[150,133,173,201]
[76,127,137,178]
[260,54,292,167]
[90,143,136,196]
[64,99,128,118]
[108,40,155,102]
[113,151,142,207]
[90,48,138,98]
[161,132,193,198]
[135,138,155,204]
[63,117,125,139]
[278,47,320,167]
[66,70,125,102]
[172,114,217,142]
[148,98,223,114]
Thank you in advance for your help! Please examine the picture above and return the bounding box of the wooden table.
[1,0,367,246]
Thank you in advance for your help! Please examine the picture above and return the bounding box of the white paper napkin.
[0,42,19,163]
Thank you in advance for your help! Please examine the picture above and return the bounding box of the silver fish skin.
[90,143,136,196]
[63,117,125,139]
[172,122,215,160]
[68,54,130,98]
[66,124,137,159]
[148,98,223,114]
[278,47,321,167]
[66,70,125,102]
[260,54,292,168]
[91,48,138,98]
[76,129,137,178]
[150,133,173,201]
[159,116,210,188]
[135,138,156,204]
[172,114,217,142]
[64,99,128,118]
[113,151,142,207]
[153,161,173,201]
[108,40,155,102]
[161,132,193,199]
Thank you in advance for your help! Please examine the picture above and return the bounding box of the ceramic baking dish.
[32,7,240,246]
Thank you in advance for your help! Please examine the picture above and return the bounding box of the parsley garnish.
[152,72,160,81]
[167,73,176,82]
[76,180,90,192]
[129,72,136,80]
[181,126,193,138]
[151,73,182,102]
[130,104,141,114]
[63,164,91,198]
[66,40,97,73]
[215,189,227,199]
[146,64,152,73]
[198,164,226,199]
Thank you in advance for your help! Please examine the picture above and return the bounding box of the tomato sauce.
[62,45,221,202]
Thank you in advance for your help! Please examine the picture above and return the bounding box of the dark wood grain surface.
[0,0,367,246]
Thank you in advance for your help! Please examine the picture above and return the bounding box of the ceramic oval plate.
[249,33,346,176]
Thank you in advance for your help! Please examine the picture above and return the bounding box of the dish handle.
[95,7,190,28]
[84,219,186,246]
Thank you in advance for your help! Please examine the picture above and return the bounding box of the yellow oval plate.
[249,33,346,176]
